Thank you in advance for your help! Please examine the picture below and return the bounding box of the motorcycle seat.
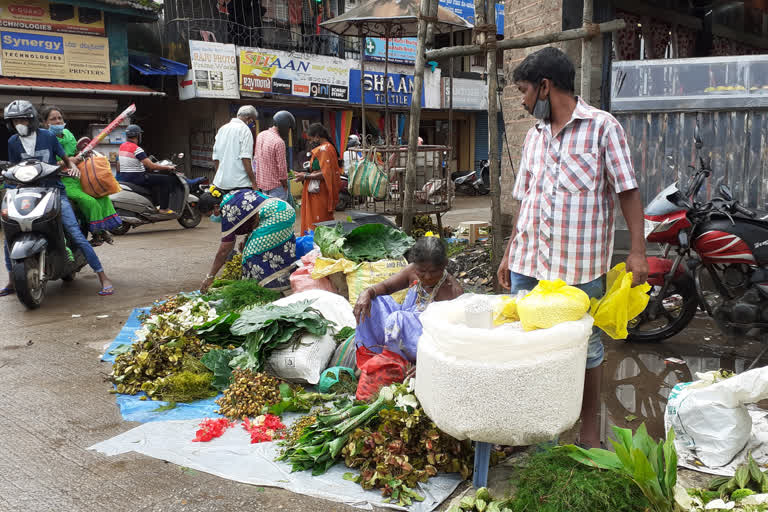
[119,182,152,197]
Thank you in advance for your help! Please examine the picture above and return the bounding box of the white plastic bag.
[415,294,594,446]
[266,290,356,384]
[664,367,768,468]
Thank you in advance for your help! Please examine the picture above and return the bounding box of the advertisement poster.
[0,0,105,36]
[239,47,349,101]
[364,37,417,65]
[439,0,504,35]
[348,69,425,107]
[179,40,239,100]
[0,28,110,82]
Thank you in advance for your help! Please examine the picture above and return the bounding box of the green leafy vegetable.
[267,383,337,415]
[314,223,415,262]
[315,224,346,260]
[151,402,178,412]
[195,312,245,347]
[204,280,281,312]
[333,326,355,344]
[201,349,239,391]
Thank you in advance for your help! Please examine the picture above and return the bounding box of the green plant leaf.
[151,401,177,412]
[611,425,634,455]
[200,349,238,391]
[314,224,346,260]
[663,429,678,497]
[555,445,623,471]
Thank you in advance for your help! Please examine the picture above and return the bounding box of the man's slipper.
[0,287,15,297]
[98,286,115,296]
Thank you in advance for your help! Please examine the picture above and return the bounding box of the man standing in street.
[497,47,648,448]
[212,105,259,192]
[253,110,295,200]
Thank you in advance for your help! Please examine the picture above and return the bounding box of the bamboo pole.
[425,18,625,60]
[359,25,367,145]
[402,0,436,234]
[581,0,594,102]
[484,0,503,291]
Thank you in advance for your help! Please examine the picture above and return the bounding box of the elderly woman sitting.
[353,237,463,398]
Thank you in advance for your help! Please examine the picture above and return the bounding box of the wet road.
[0,199,760,511]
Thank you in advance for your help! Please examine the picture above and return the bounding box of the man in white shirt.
[212,105,259,191]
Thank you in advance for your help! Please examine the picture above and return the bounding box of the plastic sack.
[295,231,315,259]
[78,153,120,198]
[517,279,590,331]
[312,257,408,306]
[492,290,529,326]
[331,334,357,370]
[356,346,409,401]
[349,159,388,200]
[289,250,336,294]
[318,366,356,393]
[589,263,651,340]
[664,367,768,468]
[415,294,593,445]
[266,290,356,384]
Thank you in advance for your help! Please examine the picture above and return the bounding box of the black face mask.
[307,140,320,149]
[529,81,551,122]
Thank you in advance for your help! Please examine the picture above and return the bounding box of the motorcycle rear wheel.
[627,275,699,343]
[178,206,201,229]
[13,255,45,309]
[110,223,131,236]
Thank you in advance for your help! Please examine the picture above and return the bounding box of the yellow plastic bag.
[590,263,651,340]
[493,296,520,326]
[517,279,590,331]
[311,256,408,306]
[311,257,358,279]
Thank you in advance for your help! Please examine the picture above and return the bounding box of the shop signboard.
[0,28,110,82]
[239,47,349,101]
[0,0,105,36]
[439,0,504,35]
[442,77,488,110]
[348,69,425,107]
[179,40,239,100]
[364,37,417,65]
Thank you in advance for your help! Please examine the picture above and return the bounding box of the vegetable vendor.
[198,187,296,292]
[353,236,463,399]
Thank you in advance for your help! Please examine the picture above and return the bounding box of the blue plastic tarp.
[102,307,222,423]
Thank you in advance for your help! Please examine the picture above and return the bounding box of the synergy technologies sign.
[0,0,105,36]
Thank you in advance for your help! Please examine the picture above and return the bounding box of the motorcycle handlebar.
[734,203,756,218]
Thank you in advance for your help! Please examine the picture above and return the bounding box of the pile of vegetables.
[678,454,768,511]
[204,279,281,312]
[315,223,414,262]
[215,369,282,419]
[220,253,243,280]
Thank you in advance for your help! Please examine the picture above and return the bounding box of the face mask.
[15,124,29,137]
[49,123,66,135]
[307,140,320,149]
[210,214,222,223]
[530,82,551,122]
[247,121,256,129]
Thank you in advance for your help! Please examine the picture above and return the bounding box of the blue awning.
[129,54,188,76]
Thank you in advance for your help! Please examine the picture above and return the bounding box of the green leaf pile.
[201,349,240,391]
[204,280,281,313]
[229,300,335,371]
[195,312,245,346]
[315,223,414,262]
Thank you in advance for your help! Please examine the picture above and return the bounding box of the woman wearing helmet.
[1,100,115,297]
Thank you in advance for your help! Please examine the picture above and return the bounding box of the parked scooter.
[109,153,201,235]
[186,175,210,197]
[0,160,89,309]
[628,125,768,368]
[452,160,490,195]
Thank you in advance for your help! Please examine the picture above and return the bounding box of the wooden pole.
[384,26,390,146]
[359,25,367,145]
[581,0,594,102]
[402,0,435,234]
[485,0,503,291]
[425,18,625,60]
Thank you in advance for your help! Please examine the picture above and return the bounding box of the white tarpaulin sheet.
[88,417,462,511]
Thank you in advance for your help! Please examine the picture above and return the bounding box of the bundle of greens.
[229,300,335,371]
[707,454,768,499]
[200,348,240,391]
[221,254,243,280]
[195,312,245,347]
[277,393,389,475]
[267,383,337,415]
[204,280,281,313]
[333,326,355,344]
[314,223,414,263]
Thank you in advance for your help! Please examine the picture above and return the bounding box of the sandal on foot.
[0,287,15,297]
[101,231,114,245]
[98,286,115,296]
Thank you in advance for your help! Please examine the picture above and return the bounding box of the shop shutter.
[475,113,489,164]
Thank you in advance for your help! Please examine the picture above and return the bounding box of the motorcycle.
[108,153,201,235]
[0,159,89,309]
[185,175,210,197]
[452,160,489,196]
[628,126,768,367]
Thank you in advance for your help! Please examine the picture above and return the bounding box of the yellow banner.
[0,0,105,36]
[0,29,110,82]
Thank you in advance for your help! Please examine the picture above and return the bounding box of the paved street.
[0,196,762,511]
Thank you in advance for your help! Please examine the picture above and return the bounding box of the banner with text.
[442,77,487,110]
[0,28,110,82]
[364,37,417,65]
[239,47,349,101]
[439,0,504,35]
[179,40,239,100]
[348,69,425,107]
[0,0,105,36]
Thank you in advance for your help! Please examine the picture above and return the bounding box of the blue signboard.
[364,37,417,65]
[439,0,504,35]
[349,69,425,107]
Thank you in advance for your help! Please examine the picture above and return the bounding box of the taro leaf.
[342,224,415,262]
[200,349,238,391]
[314,224,346,259]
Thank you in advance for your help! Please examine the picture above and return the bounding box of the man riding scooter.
[117,124,176,214]
[1,99,115,298]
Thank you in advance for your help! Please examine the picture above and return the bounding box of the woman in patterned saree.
[198,187,296,292]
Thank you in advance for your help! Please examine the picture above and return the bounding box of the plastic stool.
[472,441,492,488]
[457,221,489,245]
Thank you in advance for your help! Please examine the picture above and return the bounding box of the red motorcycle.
[628,127,768,364]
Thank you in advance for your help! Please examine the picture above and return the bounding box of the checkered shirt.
[508,98,638,285]
[253,127,288,191]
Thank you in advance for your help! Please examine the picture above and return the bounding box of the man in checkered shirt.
[497,47,648,448]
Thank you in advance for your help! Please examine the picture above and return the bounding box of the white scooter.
[108,153,201,235]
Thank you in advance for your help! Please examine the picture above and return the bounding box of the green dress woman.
[41,107,122,245]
